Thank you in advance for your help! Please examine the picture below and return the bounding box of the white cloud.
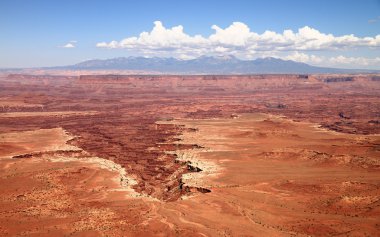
[282,52,380,68]
[62,43,75,48]
[209,22,251,46]
[95,21,380,68]
[329,55,380,66]
[59,40,77,48]
[284,52,324,64]
[97,21,380,56]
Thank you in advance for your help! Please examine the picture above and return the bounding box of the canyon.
[0,73,379,236]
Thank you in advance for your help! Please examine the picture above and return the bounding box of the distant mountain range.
[55,56,378,74]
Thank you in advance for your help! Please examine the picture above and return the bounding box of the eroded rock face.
[324,77,354,83]
[63,118,194,201]
[78,74,318,92]
[0,73,380,236]
[1,73,379,202]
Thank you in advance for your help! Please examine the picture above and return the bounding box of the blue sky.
[0,0,379,68]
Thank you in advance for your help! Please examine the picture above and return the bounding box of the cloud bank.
[96,21,380,68]
[285,52,380,68]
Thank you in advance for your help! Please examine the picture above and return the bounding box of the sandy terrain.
[0,111,98,118]
[160,113,380,236]
[0,74,379,236]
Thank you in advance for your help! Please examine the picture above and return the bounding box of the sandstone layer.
[0,73,379,236]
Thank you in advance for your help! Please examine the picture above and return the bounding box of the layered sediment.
[0,73,379,236]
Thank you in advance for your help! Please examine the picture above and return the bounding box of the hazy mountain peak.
[64,56,377,74]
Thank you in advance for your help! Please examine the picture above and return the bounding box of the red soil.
[0,73,379,236]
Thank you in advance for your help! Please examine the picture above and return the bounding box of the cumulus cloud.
[284,52,324,64]
[62,43,75,48]
[283,52,380,68]
[59,40,77,48]
[95,21,380,68]
[96,21,380,57]
[329,55,380,66]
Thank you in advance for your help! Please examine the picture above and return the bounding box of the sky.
[0,0,379,69]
